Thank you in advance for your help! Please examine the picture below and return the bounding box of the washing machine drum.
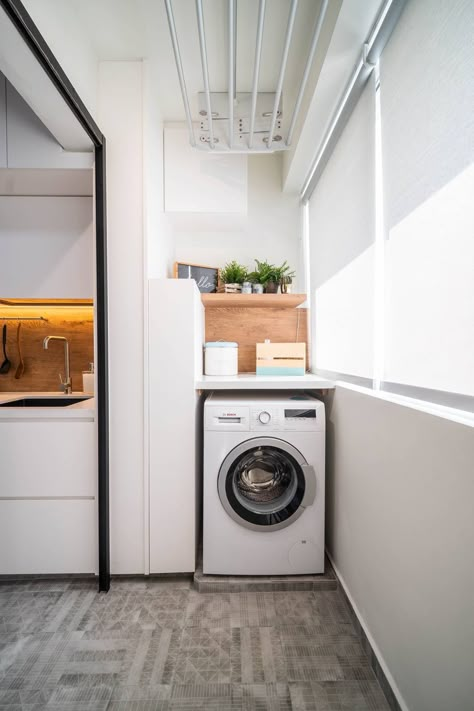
[217,437,316,531]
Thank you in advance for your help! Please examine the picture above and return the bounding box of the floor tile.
[234,683,292,711]
[289,680,391,710]
[168,683,239,710]
[173,628,233,683]
[229,593,277,628]
[80,591,189,632]
[107,702,169,711]
[273,591,351,627]
[109,684,171,701]
[278,620,373,683]
[185,593,232,628]
[117,629,181,686]
[232,627,284,684]
[0,579,392,711]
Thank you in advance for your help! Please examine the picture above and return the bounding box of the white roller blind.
[381,0,474,397]
[308,75,376,378]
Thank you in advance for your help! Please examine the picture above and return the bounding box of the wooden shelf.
[196,373,335,390]
[201,293,307,308]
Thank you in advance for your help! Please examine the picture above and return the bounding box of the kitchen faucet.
[43,336,72,394]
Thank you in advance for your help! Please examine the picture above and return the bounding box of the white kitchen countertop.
[195,373,335,390]
[0,392,95,421]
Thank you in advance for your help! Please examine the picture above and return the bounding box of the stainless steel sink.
[0,396,92,408]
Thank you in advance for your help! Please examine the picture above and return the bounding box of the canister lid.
[205,341,238,348]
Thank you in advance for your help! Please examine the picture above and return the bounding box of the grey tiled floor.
[0,578,390,710]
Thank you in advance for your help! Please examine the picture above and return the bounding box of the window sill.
[335,381,474,428]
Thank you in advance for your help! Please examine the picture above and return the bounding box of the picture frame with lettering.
[174,262,219,293]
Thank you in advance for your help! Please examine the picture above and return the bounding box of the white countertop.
[195,373,335,390]
[0,392,95,420]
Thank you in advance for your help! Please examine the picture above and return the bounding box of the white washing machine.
[203,392,325,575]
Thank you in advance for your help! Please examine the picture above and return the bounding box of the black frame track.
[0,0,110,591]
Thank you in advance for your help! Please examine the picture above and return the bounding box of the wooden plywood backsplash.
[0,305,93,392]
[205,307,309,373]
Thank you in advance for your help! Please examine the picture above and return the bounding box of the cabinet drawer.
[0,500,97,574]
[0,421,95,497]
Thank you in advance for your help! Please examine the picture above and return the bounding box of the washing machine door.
[217,437,316,531]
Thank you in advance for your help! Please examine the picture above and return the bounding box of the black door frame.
[1,0,110,591]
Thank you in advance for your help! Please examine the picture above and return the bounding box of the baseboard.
[0,573,96,581]
[326,550,409,711]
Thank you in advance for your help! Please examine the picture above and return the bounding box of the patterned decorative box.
[256,342,306,376]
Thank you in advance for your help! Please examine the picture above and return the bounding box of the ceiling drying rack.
[164,0,329,153]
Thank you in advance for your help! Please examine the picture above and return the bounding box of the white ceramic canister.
[204,342,238,376]
[82,363,95,394]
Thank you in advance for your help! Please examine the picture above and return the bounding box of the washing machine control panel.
[250,405,320,431]
[205,400,323,432]
[251,408,282,430]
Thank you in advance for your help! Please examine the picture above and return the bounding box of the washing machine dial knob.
[258,411,271,424]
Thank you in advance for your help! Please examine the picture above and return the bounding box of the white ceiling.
[60,0,330,124]
[13,0,386,188]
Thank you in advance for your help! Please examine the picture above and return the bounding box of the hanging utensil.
[0,324,11,374]
[14,323,25,379]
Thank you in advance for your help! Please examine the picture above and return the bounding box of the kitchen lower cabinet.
[0,421,95,497]
[0,500,96,574]
[0,417,97,574]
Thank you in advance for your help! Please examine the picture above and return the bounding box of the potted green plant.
[247,259,276,294]
[276,261,296,293]
[220,261,248,293]
[262,261,295,293]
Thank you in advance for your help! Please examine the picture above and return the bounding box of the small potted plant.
[220,261,248,293]
[247,259,275,294]
[277,261,296,293]
[262,261,295,293]
[264,270,279,293]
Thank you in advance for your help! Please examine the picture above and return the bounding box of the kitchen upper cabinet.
[164,126,247,213]
[0,76,6,168]
[0,195,94,299]
[6,80,93,170]
[0,72,93,171]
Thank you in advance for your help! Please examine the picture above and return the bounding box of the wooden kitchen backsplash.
[205,307,309,373]
[0,306,94,392]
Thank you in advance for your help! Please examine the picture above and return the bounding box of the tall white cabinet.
[148,279,204,573]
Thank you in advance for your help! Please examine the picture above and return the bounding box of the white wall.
[0,196,93,298]
[98,61,145,574]
[325,385,474,711]
[171,153,301,288]
[143,61,174,279]
[164,126,248,215]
